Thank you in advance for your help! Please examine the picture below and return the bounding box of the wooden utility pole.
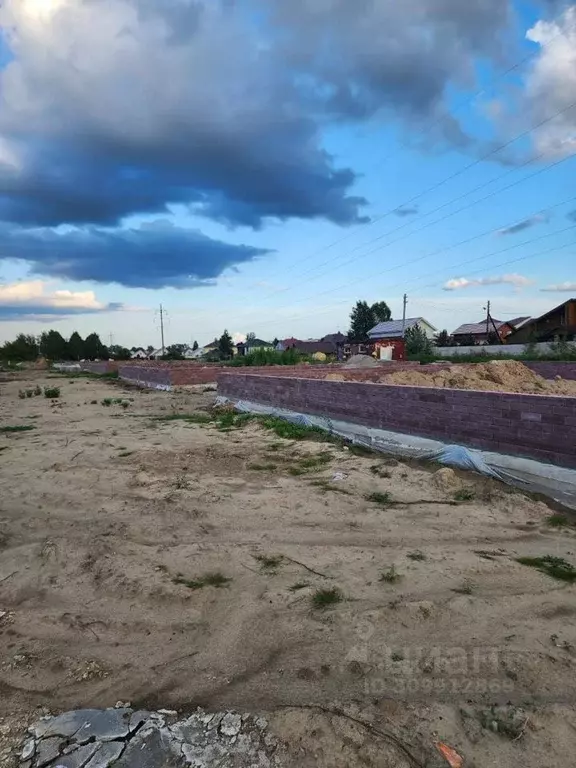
[159,304,166,357]
[401,293,408,336]
[485,300,491,336]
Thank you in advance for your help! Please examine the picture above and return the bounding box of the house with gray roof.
[368,317,436,341]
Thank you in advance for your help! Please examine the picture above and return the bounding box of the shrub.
[43,387,61,399]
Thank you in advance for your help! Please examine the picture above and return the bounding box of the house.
[368,318,436,341]
[275,337,299,351]
[130,347,148,359]
[367,317,436,361]
[507,299,576,343]
[276,332,347,359]
[236,338,274,356]
[452,316,531,346]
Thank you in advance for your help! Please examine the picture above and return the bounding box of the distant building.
[367,317,436,361]
[236,338,274,356]
[130,348,148,359]
[452,316,531,346]
[507,299,576,343]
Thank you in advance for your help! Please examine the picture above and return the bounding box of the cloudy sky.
[0,0,575,346]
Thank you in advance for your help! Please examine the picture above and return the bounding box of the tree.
[371,301,391,323]
[218,329,234,360]
[162,344,187,360]
[0,334,38,362]
[146,345,154,354]
[434,329,452,348]
[108,344,132,360]
[40,330,69,360]
[84,333,108,360]
[246,332,256,342]
[349,301,375,342]
[68,331,85,361]
[192,340,199,351]
[405,325,433,359]
[272,337,279,348]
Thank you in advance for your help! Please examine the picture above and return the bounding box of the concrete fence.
[434,341,576,358]
[218,373,576,469]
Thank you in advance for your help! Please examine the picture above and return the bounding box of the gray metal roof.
[368,317,435,338]
[452,320,505,336]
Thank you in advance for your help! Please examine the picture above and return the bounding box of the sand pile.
[381,360,576,395]
[344,354,380,369]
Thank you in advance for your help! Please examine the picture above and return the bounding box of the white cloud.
[443,273,533,291]
[540,281,576,292]
[524,7,576,159]
[0,280,121,319]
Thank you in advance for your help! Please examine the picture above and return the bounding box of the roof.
[237,338,273,348]
[321,332,347,344]
[368,317,436,339]
[452,320,506,336]
[507,316,531,329]
[292,341,336,355]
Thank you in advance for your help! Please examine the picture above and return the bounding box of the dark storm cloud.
[0,221,271,289]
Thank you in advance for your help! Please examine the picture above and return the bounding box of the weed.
[172,572,231,590]
[452,580,474,595]
[254,554,283,573]
[311,587,343,609]
[44,387,61,399]
[114,398,124,405]
[260,416,326,441]
[516,555,576,582]
[18,390,26,399]
[380,565,402,584]
[25,389,34,398]
[391,651,405,662]
[348,444,375,457]
[173,473,189,490]
[546,514,571,528]
[102,398,113,406]
[365,491,392,507]
[0,425,35,433]
[309,479,352,496]
[407,550,427,561]
[249,463,278,472]
[370,464,391,478]
[34,385,42,396]
[288,582,310,592]
[454,488,475,502]
[121,401,130,410]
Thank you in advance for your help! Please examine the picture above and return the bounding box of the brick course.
[218,373,576,469]
[524,362,576,381]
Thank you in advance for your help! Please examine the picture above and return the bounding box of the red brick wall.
[524,362,576,381]
[218,373,576,469]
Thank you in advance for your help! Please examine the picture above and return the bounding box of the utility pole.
[401,293,408,336]
[159,304,166,357]
[485,300,491,336]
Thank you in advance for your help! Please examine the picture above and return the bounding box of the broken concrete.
[21,707,285,768]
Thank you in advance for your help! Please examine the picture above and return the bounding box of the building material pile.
[381,360,576,395]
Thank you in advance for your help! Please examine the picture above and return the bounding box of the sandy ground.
[1,371,576,767]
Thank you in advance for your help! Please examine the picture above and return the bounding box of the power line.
[253,12,576,287]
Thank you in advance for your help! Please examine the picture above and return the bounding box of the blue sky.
[0,0,575,348]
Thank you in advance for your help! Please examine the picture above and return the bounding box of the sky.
[0,0,575,348]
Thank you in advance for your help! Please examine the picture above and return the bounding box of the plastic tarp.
[216,396,576,510]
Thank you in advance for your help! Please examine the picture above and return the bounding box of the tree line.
[0,330,132,362]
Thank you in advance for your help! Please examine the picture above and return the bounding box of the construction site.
[1,359,575,767]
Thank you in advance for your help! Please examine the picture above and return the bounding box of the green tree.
[434,329,452,347]
[192,340,199,351]
[246,332,256,343]
[405,325,433,359]
[40,330,69,360]
[84,333,108,360]
[162,344,187,360]
[108,344,131,360]
[68,331,85,361]
[218,329,234,360]
[349,300,375,342]
[371,301,391,323]
[0,334,38,362]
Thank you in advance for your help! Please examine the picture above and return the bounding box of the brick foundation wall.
[80,361,118,375]
[119,365,171,390]
[524,362,576,381]
[218,373,576,469]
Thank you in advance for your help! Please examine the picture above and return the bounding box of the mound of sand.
[381,360,576,396]
[344,354,380,369]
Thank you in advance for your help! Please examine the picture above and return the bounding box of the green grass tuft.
[546,514,571,528]
[311,587,343,609]
[407,550,426,561]
[516,555,576,582]
[454,488,476,502]
[172,571,231,590]
[43,386,61,399]
[0,424,35,433]
[254,554,283,572]
[365,491,392,507]
[380,565,402,584]
[249,463,278,472]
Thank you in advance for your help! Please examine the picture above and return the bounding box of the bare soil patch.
[1,372,576,766]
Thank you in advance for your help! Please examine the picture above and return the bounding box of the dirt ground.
[1,371,576,767]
